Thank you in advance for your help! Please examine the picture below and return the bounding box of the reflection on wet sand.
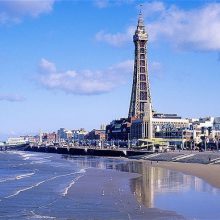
[116,161,219,208]
[62,155,220,212]
[62,155,120,170]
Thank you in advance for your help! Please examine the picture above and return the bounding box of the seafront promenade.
[23,144,150,158]
[140,150,220,164]
[4,143,220,165]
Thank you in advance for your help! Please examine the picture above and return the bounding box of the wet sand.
[68,168,185,220]
[146,160,220,189]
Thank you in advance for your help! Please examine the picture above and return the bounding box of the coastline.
[67,167,185,220]
[2,150,220,219]
[22,146,220,190]
[141,160,220,189]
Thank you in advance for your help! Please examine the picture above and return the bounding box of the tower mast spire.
[128,8,152,119]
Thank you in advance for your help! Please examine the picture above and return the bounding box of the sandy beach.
[143,160,220,189]
[68,168,185,220]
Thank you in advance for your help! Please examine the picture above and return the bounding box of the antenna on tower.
[139,4,143,16]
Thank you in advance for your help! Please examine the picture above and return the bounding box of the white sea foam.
[4,169,86,199]
[0,172,35,183]
[16,172,35,180]
[30,211,56,219]
[62,174,84,197]
[5,179,47,199]
[14,151,53,164]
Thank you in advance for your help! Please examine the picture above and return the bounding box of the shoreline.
[9,149,220,190]
[67,167,185,220]
[140,159,220,189]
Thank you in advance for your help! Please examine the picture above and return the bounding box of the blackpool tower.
[128,11,152,119]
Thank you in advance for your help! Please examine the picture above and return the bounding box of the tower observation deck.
[128,11,151,119]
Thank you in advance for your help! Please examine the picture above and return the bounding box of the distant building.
[57,129,72,141]
[22,135,39,143]
[130,110,189,140]
[65,130,73,141]
[57,128,67,141]
[100,124,106,130]
[72,128,88,142]
[86,129,106,140]
[106,118,133,141]
[214,117,220,130]
[6,137,27,145]
[42,132,57,143]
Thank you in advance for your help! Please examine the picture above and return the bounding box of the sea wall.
[24,145,149,158]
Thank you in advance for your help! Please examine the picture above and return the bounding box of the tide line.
[4,169,86,199]
[62,174,84,197]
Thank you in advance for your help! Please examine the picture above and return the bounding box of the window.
[140,102,145,111]
[140,67,145,73]
[140,74,146,81]
[140,82,147,90]
[140,54,145,59]
[140,60,145,66]
[140,92,147,100]
[140,48,145,53]
[140,41,145,47]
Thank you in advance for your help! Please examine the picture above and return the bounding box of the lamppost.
[215,135,219,151]
[128,133,130,149]
[204,136,207,151]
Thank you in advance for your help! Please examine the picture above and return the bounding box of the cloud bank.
[0,0,55,24]
[38,58,133,95]
[96,1,220,52]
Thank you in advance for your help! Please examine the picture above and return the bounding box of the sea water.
[0,151,220,220]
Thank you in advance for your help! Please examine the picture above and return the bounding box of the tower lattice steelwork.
[128,12,151,119]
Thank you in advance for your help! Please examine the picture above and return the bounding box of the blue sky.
[0,0,220,140]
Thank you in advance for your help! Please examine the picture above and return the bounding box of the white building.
[6,137,27,146]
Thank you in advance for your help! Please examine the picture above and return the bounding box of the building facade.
[86,129,106,140]
[106,118,132,141]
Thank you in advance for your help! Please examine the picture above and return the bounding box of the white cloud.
[94,0,109,8]
[95,26,135,46]
[142,1,165,16]
[95,1,220,51]
[147,2,220,51]
[0,0,55,24]
[94,0,134,8]
[38,58,134,95]
[0,94,26,102]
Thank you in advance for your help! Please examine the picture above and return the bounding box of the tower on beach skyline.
[128,9,152,119]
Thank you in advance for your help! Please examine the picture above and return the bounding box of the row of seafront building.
[106,115,220,151]
[2,115,220,152]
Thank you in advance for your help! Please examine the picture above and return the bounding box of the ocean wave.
[4,169,86,200]
[0,172,35,183]
[29,211,56,219]
[11,151,53,164]
[62,169,86,197]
